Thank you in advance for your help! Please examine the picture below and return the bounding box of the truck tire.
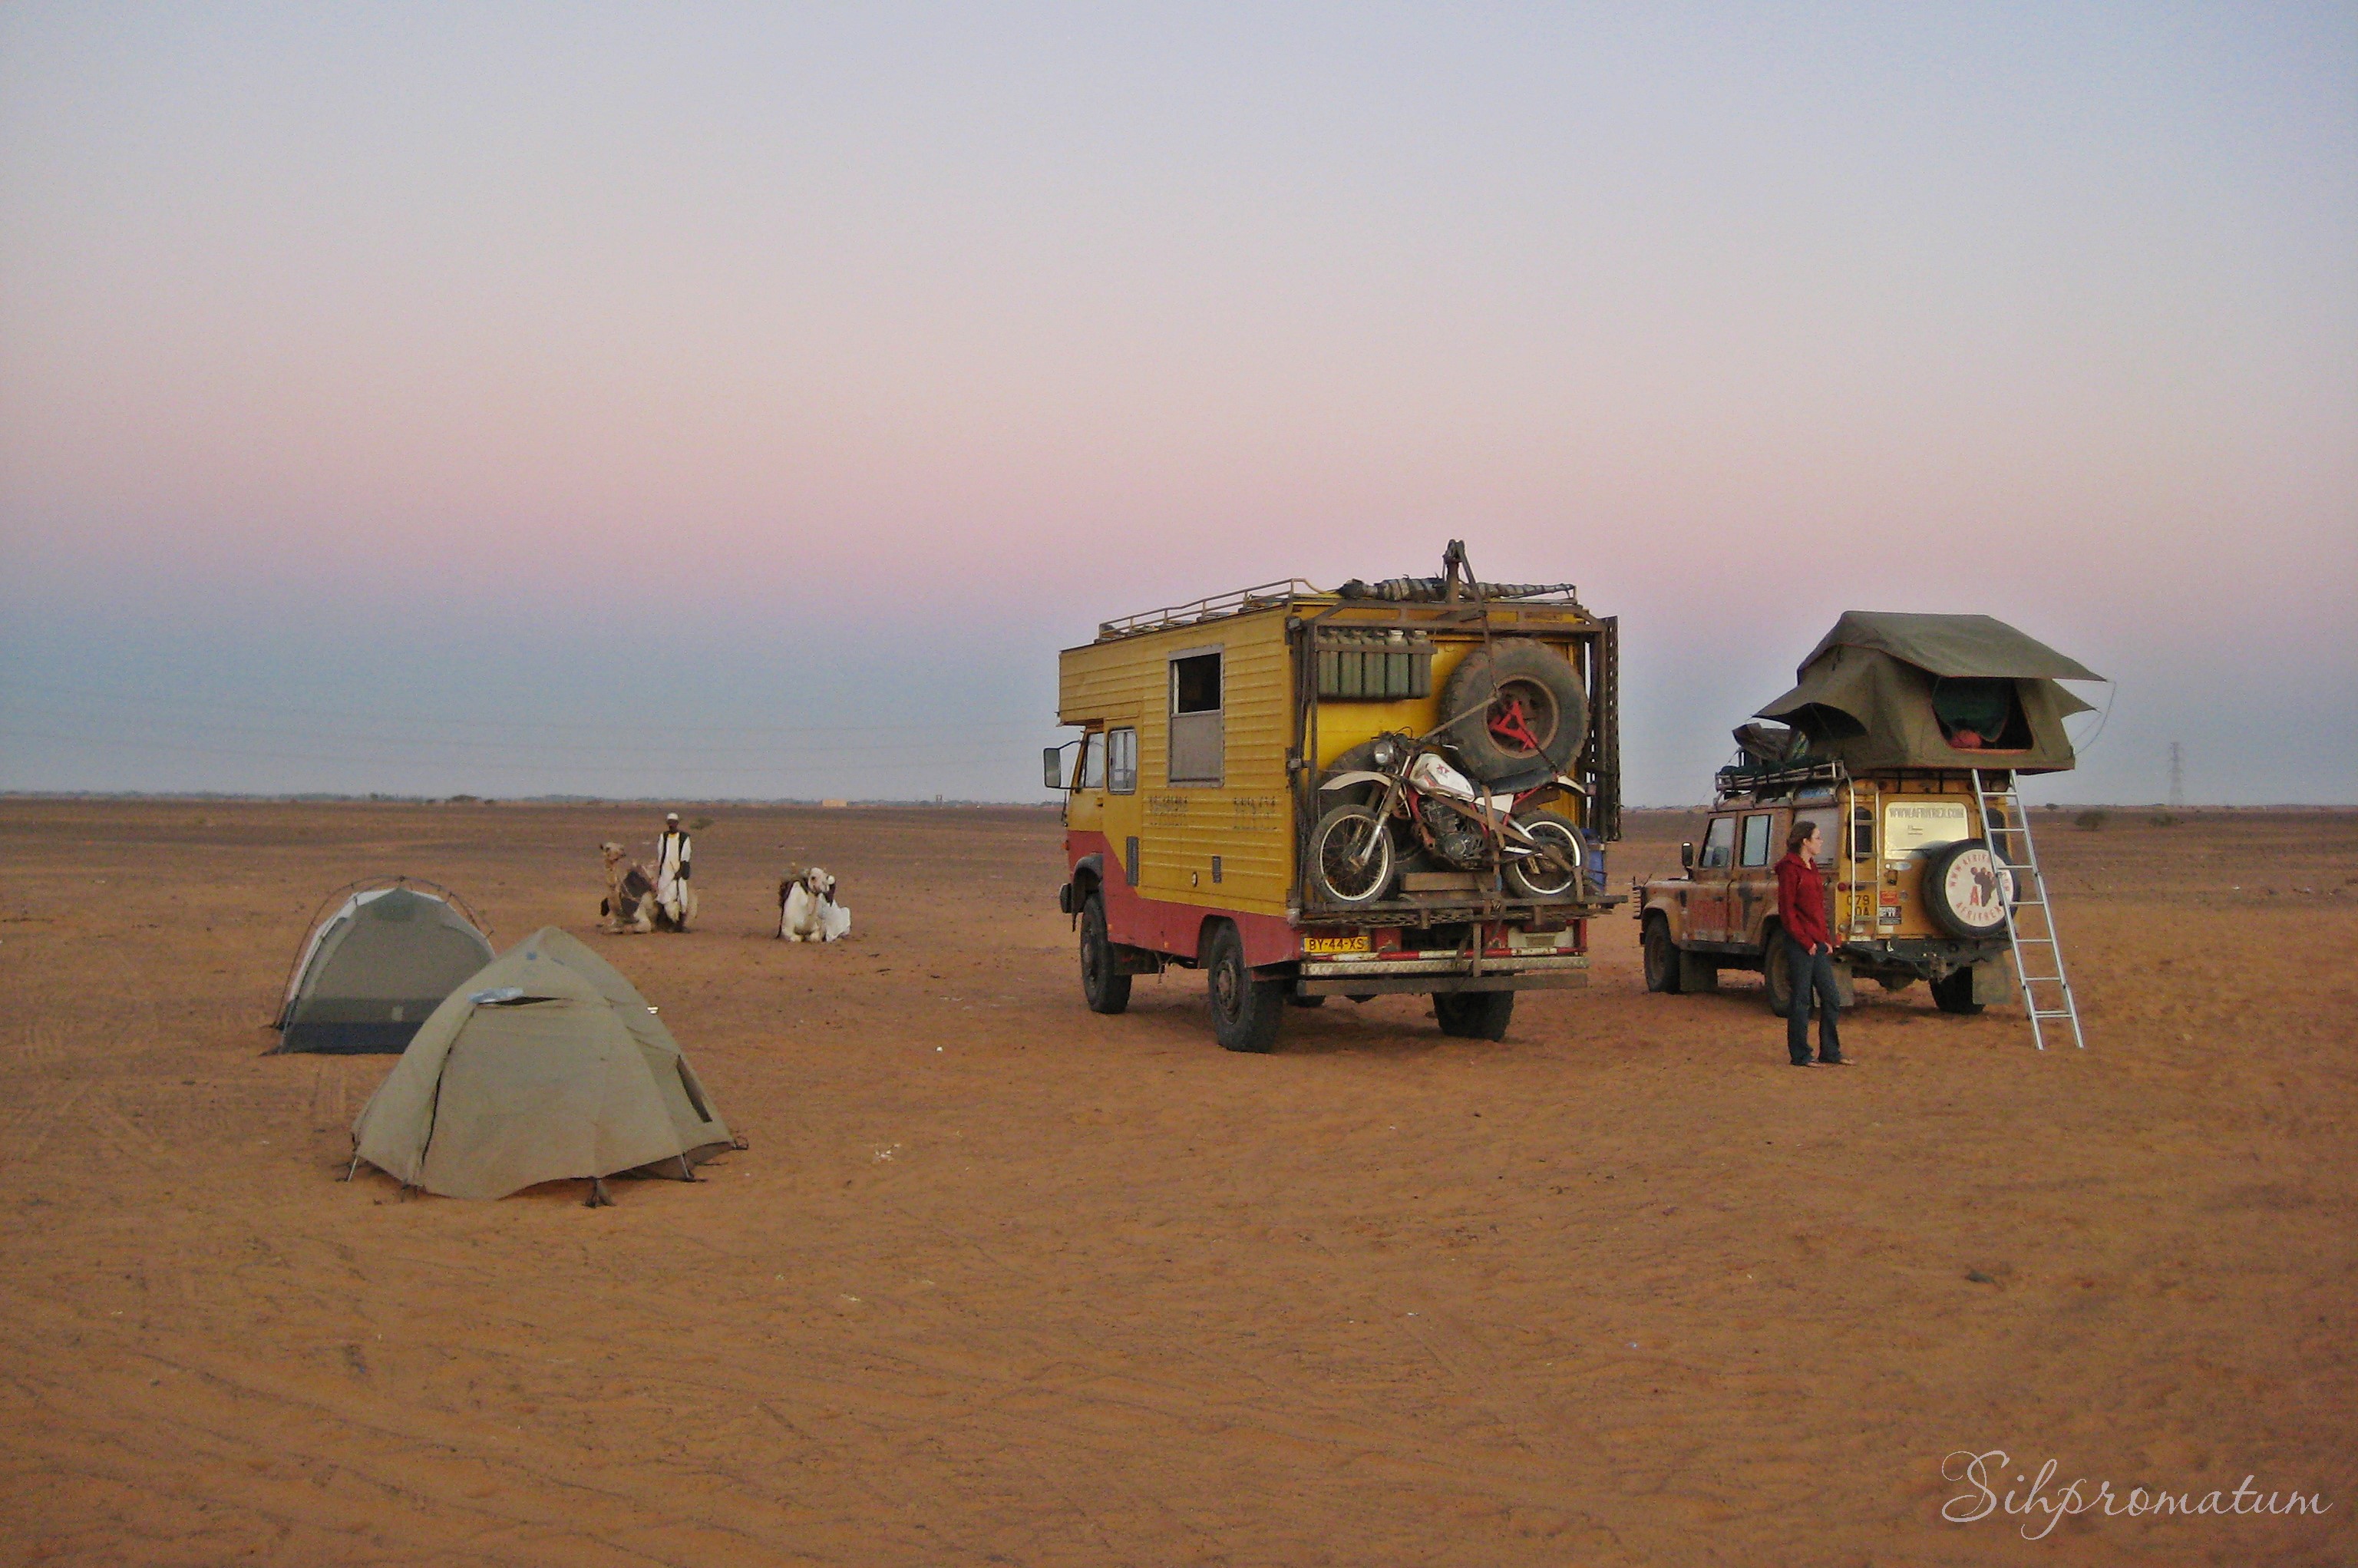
[1643,915,1683,993]
[1079,894,1131,1015]
[1206,922,1284,1053]
[1438,641,1588,784]
[1308,802,1396,905]
[1505,816,1585,899]
[1924,839,2013,939]
[1434,989,1514,1040]
[1932,966,1984,1015]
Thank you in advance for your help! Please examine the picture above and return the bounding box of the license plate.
[1303,934,1371,956]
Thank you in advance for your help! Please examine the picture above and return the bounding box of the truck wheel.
[1434,990,1514,1040]
[1932,967,1985,1015]
[1079,894,1131,1015]
[1505,817,1585,900]
[1308,802,1396,905]
[1642,916,1683,994]
[1762,930,1798,1017]
[1438,641,1588,784]
[1206,923,1284,1053]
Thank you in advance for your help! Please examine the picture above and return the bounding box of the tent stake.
[585,1177,613,1209]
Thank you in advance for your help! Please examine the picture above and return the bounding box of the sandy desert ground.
[0,797,2350,1566]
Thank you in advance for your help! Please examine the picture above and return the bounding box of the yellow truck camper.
[1051,549,1622,1052]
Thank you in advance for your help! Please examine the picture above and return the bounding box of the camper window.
[1739,814,1775,868]
[1699,816,1736,870]
[1108,728,1138,794]
[1172,653,1222,715]
[1167,651,1225,786]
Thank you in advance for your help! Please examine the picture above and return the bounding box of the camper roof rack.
[1097,579,1319,641]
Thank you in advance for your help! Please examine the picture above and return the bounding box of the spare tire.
[1924,839,2014,939]
[1438,641,1588,783]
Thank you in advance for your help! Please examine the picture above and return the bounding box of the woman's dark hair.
[1787,820,1821,853]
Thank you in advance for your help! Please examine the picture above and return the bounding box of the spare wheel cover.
[1927,840,2013,939]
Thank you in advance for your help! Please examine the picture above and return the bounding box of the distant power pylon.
[2168,741,2185,810]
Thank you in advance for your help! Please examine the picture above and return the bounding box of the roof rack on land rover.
[1714,758,1848,797]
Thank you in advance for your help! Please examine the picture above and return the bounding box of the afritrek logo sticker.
[1940,1451,2331,1540]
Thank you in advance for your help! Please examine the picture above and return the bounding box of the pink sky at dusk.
[3,4,2353,803]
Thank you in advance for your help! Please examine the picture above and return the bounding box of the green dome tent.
[348,927,735,1202]
[273,881,497,1055]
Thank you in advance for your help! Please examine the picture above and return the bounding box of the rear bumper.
[1295,952,1590,997]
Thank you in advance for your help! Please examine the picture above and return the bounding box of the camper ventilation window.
[1167,651,1225,786]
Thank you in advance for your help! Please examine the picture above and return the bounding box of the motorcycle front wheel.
[1309,803,1396,905]
[1504,817,1585,900]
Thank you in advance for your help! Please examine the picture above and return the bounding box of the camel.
[778,867,852,942]
[600,843,659,934]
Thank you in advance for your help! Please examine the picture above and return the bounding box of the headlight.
[1372,741,1396,765]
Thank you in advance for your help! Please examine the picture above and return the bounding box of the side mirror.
[1679,841,1696,871]
[1042,746,1065,791]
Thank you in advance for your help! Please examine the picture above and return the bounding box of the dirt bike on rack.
[1308,731,1588,906]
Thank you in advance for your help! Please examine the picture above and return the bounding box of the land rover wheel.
[1079,894,1131,1015]
[1434,989,1514,1040]
[1308,803,1396,905]
[1642,915,1683,994]
[1438,640,1589,783]
[1762,929,1796,1017]
[1932,966,1985,1015]
[1206,922,1284,1053]
[1505,817,1585,900]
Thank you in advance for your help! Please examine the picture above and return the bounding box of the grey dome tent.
[273,881,497,1055]
[348,926,735,1202]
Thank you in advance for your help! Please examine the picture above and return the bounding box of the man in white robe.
[655,812,695,931]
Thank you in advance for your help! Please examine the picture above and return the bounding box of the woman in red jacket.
[1775,822,1848,1067]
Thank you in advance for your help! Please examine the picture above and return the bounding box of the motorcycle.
[1308,731,1588,906]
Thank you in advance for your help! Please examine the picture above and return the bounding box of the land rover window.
[1078,731,1106,791]
[1794,808,1839,862]
[1699,816,1736,870]
[1107,728,1138,794]
[1167,649,1225,786]
[1739,813,1774,868]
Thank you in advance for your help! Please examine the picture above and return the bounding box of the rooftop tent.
[1755,612,2102,774]
[273,882,497,1055]
[350,926,734,1201]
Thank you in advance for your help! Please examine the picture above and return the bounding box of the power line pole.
[2168,741,2185,810]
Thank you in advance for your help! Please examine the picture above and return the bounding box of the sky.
[3,2,2353,807]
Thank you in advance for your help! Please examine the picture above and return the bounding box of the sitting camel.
[600,842,659,934]
[778,867,852,942]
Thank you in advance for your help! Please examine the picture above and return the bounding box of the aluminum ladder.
[1972,770,2085,1050]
